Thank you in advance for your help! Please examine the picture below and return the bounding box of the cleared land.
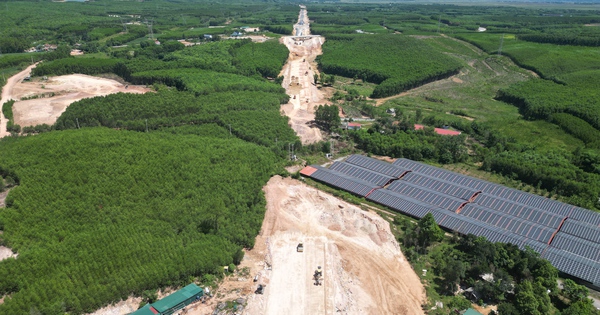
[241,176,425,315]
[10,73,149,128]
[279,9,325,144]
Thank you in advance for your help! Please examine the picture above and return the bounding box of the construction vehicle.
[255,284,265,294]
[313,266,323,286]
[297,243,304,252]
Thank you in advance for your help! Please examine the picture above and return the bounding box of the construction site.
[279,6,325,144]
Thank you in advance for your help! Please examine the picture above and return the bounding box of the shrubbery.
[317,34,462,98]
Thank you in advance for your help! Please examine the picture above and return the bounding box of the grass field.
[379,35,583,152]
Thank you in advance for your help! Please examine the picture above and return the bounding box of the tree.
[314,105,341,131]
[497,302,519,315]
[515,281,540,315]
[562,279,589,303]
[416,109,423,122]
[416,213,444,247]
[441,257,466,294]
[562,299,600,315]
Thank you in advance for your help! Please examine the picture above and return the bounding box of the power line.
[498,33,505,56]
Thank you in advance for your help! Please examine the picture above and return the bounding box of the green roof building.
[130,304,156,315]
[462,308,483,315]
[131,283,203,315]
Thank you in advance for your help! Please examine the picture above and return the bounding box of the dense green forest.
[0,128,283,314]
[317,35,462,98]
[395,214,600,315]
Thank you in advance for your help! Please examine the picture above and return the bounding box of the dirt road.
[241,176,425,315]
[0,64,38,138]
[279,8,325,144]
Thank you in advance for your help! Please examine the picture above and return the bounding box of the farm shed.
[130,283,203,315]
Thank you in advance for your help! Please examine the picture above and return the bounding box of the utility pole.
[498,34,505,56]
[145,119,148,132]
[437,15,441,34]
[228,124,232,135]
[76,118,80,129]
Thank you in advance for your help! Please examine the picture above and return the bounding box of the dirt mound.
[242,176,425,315]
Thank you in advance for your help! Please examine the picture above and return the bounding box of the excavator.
[313,266,323,286]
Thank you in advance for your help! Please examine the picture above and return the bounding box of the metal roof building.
[300,155,600,288]
[131,283,203,315]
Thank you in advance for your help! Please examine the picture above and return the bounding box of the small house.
[342,122,362,130]
[231,31,243,37]
[203,34,213,39]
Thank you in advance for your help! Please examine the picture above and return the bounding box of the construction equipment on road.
[255,284,265,294]
[297,243,304,252]
[313,266,323,286]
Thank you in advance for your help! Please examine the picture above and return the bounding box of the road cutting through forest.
[279,6,325,144]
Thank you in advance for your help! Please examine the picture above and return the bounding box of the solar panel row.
[461,204,555,244]
[402,172,479,200]
[309,165,378,197]
[551,232,600,262]
[367,189,446,219]
[560,219,600,244]
[475,194,564,229]
[345,155,408,178]
[386,181,465,212]
[329,161,393,186]
[543,247,600,286]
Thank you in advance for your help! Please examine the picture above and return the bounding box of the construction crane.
[313,266,323,286]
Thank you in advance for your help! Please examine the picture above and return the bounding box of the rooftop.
[152,283,202,312]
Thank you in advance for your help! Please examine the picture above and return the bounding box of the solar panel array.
[329,162,394,186]
[345,154,409,178]
[302,155,600,286]
[307,165,378,197]
[386,181,466,212]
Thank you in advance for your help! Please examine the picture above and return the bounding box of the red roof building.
[414,124,461,136]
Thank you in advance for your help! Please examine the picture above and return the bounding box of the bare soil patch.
[0,189,10,208]
[240,176,425,315]
[11,74,150,128]
[0,247,17,262]
[85,296,142,315]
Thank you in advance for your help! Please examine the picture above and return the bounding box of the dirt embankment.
[279,9,326,144]
[241,176,425,315]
